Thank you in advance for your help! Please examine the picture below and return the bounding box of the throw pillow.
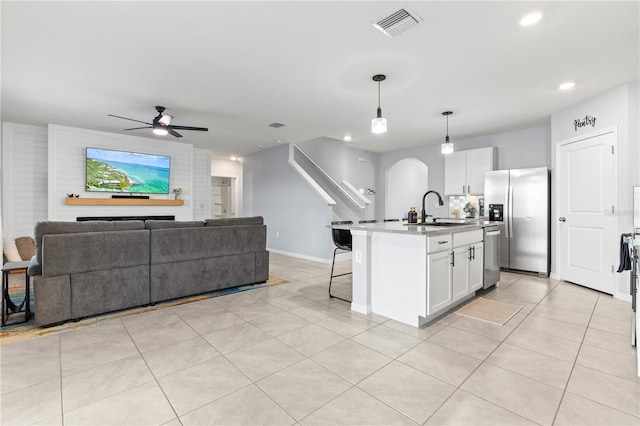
[15,236,35,261]
[3,241,22,262]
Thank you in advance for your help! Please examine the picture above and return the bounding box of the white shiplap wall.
[192,148,212,220]
[2,123,49,243]
[48,125,194,221]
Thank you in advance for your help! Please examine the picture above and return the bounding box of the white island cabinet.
[345,221,491,327]
[427,234,452,315]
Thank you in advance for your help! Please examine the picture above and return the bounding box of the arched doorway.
[385,158,429,220]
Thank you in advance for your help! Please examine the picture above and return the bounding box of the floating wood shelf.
[65,198,184,206]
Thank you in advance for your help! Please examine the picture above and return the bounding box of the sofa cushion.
[3,241,22,262]
[150,253,256,302]
[145,220,204,229]
[15,236,35,260]
[34,221,144,265]
[204,216,263,227]
[150,225,266,264]
[41,229,149,277]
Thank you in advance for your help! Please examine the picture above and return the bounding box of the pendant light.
[441,111,454,154]
[371,74,387,134]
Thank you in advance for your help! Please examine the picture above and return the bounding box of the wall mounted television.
[86,147,171,194]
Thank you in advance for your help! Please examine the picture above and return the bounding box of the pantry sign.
[573,114,597,131]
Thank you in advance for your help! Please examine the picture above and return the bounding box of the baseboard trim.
[267,248,329,263]
[350,302,371,315]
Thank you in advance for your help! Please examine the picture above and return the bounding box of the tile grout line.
[422,275,564,426]
[549,290,599,425]
[121,316,183,424]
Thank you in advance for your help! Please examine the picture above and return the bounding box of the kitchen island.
[332,220,496,327]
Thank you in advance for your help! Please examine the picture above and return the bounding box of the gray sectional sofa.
[28,217,269,326]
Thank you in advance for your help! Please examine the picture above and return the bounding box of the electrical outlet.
[276,231,280,238]
[355,250,362,263]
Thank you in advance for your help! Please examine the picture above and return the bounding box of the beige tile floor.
[1,253,638,425]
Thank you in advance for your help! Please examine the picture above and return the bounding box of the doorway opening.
[211,176,237,219]
[385,158,429,220]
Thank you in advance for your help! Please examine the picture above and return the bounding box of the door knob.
[558,217,566,222]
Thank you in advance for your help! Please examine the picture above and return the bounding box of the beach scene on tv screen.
[86,148,170,194]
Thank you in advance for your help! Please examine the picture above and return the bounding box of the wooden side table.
[2,260,31,326]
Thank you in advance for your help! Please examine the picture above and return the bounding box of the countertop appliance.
[483,225,500,288]
[484,167,550,275]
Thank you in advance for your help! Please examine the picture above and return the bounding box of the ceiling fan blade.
[168,128,183,138]
[108,114,152,126]
[169,125,208,132]
[124,126,152,131]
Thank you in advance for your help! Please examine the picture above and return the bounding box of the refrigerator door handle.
[504,186,510,238]
[508,186,514,239]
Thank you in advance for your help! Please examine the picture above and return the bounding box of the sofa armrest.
[27,255,41,277]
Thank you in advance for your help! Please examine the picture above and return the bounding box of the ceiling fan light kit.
[108,105,208,138]
[152,124,169,136]
[371,74,387,134]
[441,111,454,155]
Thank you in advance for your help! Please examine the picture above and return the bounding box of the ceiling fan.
[108,106,208,138]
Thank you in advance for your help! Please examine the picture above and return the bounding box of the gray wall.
[297,137,378,219]
[243,144,333,261]
[376,125,551,219]
[550,82,639,295]
[242,125,552,261]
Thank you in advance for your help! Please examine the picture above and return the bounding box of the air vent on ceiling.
[269,122,285,128]
[372,7,421,37]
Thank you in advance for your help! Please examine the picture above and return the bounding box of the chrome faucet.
[421,190,444,223]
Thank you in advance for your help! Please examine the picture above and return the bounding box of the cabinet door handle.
[472,246,475,260]
[438,241,448,244]
[468,247,473,261]
[462,185,465,194]
[451,252,455,267]
[467,185,470,194]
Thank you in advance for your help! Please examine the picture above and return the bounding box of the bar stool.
[329,221,353,302]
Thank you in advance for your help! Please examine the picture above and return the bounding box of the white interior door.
[558,129,616,294]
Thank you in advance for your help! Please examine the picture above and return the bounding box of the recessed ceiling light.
[559,81,576,91]
[230,156,237,161]
[275,139,283,144]
[519,12,543,26]
[343,135,352,142]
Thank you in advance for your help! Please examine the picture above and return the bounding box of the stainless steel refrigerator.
[484,167,550,275]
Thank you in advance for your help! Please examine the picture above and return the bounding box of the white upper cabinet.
[444,147,496,195]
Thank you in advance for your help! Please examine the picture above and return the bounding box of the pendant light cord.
[446,114,449,139]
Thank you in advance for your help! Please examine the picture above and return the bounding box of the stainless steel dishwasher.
[483,225,501,288]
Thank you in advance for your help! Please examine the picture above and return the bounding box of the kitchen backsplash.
[449,195,484,219]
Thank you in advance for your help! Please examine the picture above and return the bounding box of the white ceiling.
[2,1,638,159]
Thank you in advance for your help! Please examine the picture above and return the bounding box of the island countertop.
[330,219,498,236]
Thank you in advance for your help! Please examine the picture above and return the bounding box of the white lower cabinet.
[469,242,484,291]
[453,241,485,299]
[427,249,452,315]
[427,230,484,317]
[452,246,470,302]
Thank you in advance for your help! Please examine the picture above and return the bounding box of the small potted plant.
[172,188,182,200]
[463,201,477,218]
